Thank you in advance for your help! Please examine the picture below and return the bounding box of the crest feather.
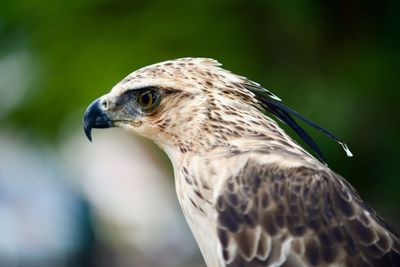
[245,83,353,163]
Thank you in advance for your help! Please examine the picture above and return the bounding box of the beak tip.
[83,119,93,142]
[85,129,93,142]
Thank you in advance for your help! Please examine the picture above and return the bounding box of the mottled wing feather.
[216,160,400,267]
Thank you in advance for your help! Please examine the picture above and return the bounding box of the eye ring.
[138,89,157,109]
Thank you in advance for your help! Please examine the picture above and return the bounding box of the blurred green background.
[0,0,399,266]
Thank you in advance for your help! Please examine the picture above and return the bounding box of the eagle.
[83,58,399,266]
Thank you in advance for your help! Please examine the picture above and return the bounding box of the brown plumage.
[217,161,399,266]
[83,58,400,266]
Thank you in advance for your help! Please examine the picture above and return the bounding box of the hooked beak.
[83,98,113,141]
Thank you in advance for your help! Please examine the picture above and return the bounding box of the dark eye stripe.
[124,86,158,95]
[162,88,180,95]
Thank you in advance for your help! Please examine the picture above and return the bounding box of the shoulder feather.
[215,160,400,267]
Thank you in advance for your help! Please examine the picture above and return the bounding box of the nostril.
[101,99,109,110]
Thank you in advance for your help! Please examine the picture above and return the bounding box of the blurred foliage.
[0,0,399,226]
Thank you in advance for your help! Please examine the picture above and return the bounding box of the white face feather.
[111,58,229,96]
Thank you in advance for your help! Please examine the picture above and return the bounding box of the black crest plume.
[246,83,353,163]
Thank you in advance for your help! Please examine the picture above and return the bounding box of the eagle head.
[83,57,266,152]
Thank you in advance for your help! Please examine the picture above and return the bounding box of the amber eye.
[138,89,156,109]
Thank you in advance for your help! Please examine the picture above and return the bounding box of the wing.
[215,159,400,267]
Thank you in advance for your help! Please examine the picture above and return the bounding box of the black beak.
[83,98,113,141]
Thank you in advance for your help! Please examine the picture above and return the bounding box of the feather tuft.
[248,87,353,163]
